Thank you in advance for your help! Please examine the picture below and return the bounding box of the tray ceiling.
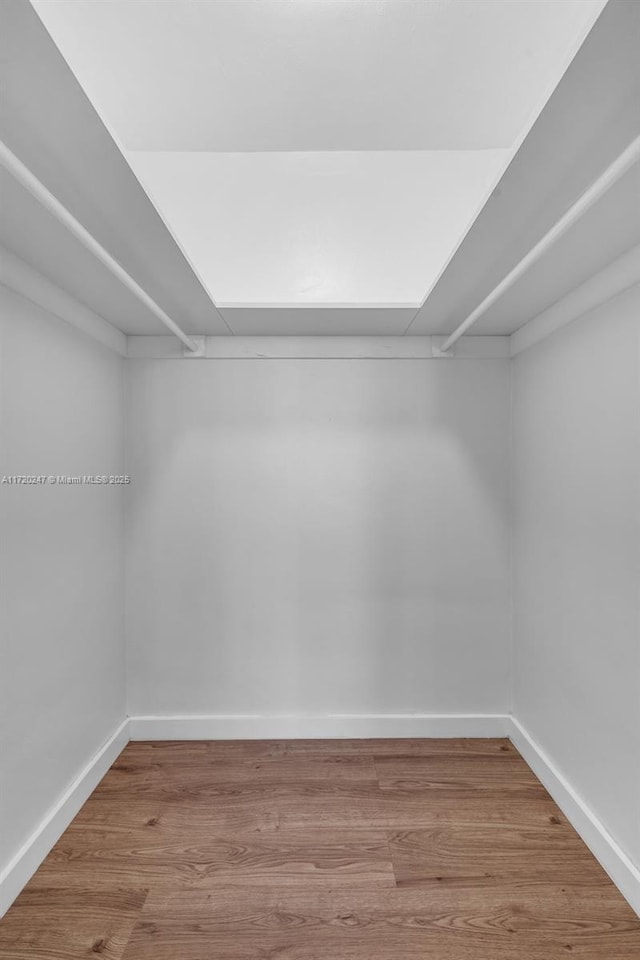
[28,0,609,328]
[33,0,603,154]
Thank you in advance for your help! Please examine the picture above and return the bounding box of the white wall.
[126,358,511,719]
[0,288,126,875]
[512,284,640,869]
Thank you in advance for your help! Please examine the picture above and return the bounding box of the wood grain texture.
[32,826,395,890]
[388,823,608,887]
[1,738,638,960]
[124,886,640,960]
[0,888,146,960]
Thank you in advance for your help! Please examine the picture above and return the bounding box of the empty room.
[0,0,639,956]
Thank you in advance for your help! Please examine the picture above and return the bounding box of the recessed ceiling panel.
[32,0,604,153]
[29,0,608,329]
[127,149,507,306]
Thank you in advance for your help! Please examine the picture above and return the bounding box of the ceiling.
[0,0,229,335]
[2,1,636,338]
[26,0,610,328]
[32,0,603,153]
[126,149,506,306]
[409,0,640,337]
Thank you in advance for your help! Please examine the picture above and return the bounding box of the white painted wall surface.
[512,284,640,869]
[126,358,511,718]
[0,288,126,873]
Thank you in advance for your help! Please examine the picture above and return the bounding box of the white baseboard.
[128,712,510,741]
[4,714,637,920]
[0,718,129,918]
[509,717,640,916]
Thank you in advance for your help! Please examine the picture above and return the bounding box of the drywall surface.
[512,284,640,869]
[126,358,511,718]
[0,288,126,873]
[127,150,506,306]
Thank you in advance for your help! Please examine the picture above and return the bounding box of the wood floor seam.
[1,738,638,959]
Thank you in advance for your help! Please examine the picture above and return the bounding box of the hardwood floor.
[1,739,638,959]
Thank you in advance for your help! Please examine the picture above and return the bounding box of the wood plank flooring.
[1,738,638,959]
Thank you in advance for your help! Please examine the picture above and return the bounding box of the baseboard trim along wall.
[509,717,640,916]
[0,718,129,918]
[3,714,638,919]
[127,713,510,741]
